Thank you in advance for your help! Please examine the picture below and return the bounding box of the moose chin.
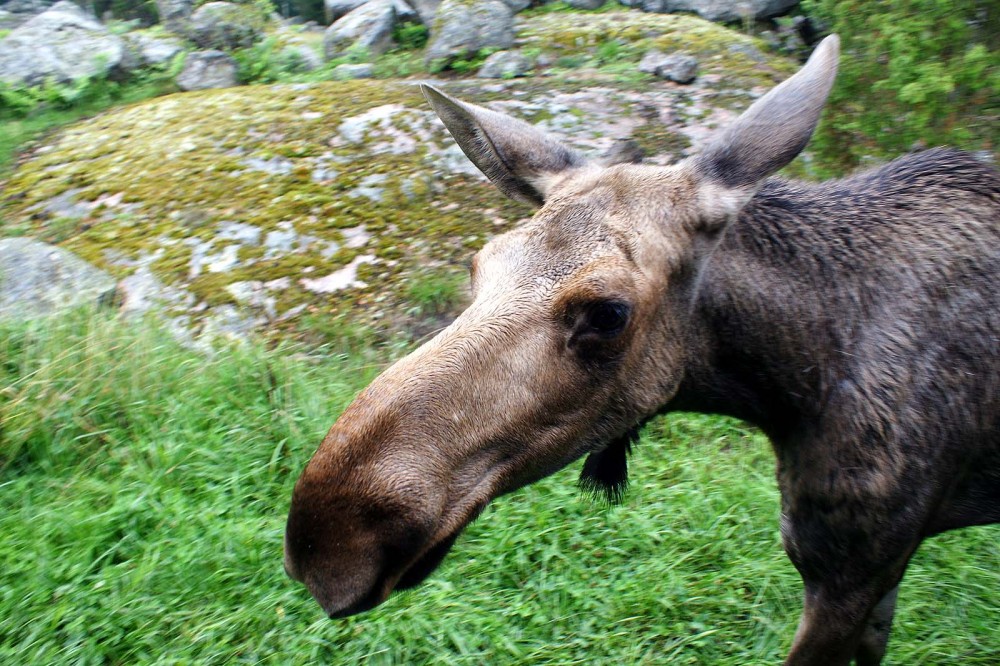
[284,34,1000,666]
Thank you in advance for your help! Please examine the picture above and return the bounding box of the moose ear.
[689,35,839,197]
[421,84,588,207]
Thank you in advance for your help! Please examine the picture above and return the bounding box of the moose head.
[284,36,840,619]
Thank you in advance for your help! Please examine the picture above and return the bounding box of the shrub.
[803,0,999,176]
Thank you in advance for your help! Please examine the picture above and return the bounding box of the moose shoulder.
[284,35,1000,665]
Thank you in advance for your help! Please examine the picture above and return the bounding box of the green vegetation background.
[1,0,998,663]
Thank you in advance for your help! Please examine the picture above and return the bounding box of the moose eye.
[583,300,631,337]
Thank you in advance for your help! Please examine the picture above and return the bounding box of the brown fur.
[285,36,999,664]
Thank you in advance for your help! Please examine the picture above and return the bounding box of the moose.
[284,35,1000,664]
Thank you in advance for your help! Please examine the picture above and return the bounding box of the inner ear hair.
[579,426,641,505]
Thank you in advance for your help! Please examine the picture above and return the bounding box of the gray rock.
[618,0,799,22]
[122,31,185,69]
[407,0,440,25]
[270,28,324,72]
[564,0,606,8]
[0,9,29,30]
[0,237,116,319]
[477,49,531,79]
[639,50,698,83]
[187,1,268,51]
[176,50,238,91]
[323,0,398,61]
[1,0,59,14]
[154,0,193,32]
[332,62,375,79]
[500,0,530,12]
[117,265,194,315]
[0,1,125,86]
[424,0,513,68]
[323,0,368,23]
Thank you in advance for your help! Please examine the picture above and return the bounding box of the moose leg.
[784,580,893,665]
[854,585,899,666]
[778,502,916,665]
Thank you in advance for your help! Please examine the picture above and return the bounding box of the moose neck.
[669,176,874,441]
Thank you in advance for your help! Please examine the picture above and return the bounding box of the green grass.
[1,310,997,664]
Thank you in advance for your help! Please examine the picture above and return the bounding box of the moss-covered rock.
[0,9,799,345]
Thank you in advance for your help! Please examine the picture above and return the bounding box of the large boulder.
[0,1,125,85]
[619,0,799,22]
[121,31,185,70]
[323,0,398,61]
[187,1,270,50]
[154,0,194,33]
[175,50,238,90]
[0,238,116,319]
[323,0,368,23]
[424,0,513,68]
[407,0,440,25]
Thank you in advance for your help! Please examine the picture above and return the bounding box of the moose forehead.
[472,164,696,297]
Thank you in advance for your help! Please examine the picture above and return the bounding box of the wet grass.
[1,309,997,664]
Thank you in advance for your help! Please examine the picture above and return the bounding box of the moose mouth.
[324,531,463,619]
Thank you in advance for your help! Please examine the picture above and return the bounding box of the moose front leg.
[778,489,919,665]
[784,579,902,666]
[856,585,899,665]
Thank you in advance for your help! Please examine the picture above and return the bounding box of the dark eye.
[583,300,631,337]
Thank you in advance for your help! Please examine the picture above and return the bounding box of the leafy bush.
[803,0,999,175]
[393,21,429,51]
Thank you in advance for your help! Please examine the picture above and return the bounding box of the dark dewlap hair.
[579,426,641,504]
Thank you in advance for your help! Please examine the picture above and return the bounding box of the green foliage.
[803,0,999,175]
[0,309,997,663]
[393,21,429,51]
[233,35,317,83]
[440,47,498,74]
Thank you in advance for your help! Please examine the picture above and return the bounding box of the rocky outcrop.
[0,1,124,85]
[323,0,398,61]
[0,238,116,319]
[176,50,238,90]
[425,0,514,68]
[187,1,270,50]
[619,0,799,22]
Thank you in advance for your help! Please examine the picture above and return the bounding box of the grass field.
[1,310,997,664]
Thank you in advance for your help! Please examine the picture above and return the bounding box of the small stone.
[477,50,532,79]
[639,50,698,84]
[332,62,375,79]
[565,0,605,8]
